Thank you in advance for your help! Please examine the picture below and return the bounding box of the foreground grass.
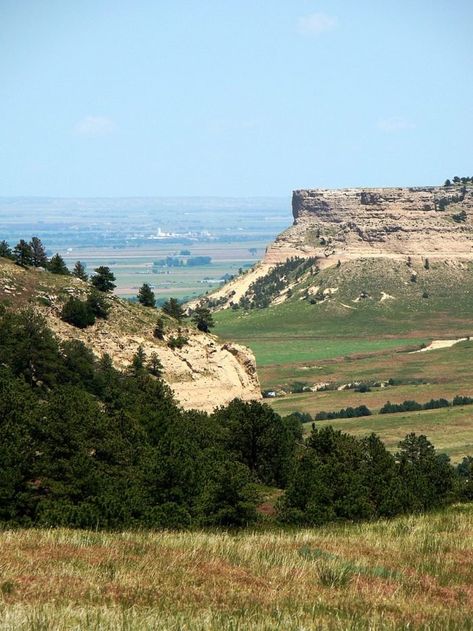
[1,505,473,630]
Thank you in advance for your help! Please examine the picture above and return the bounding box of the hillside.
[0,258,260,411]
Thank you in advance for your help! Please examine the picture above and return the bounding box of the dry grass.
[1,505,473,629]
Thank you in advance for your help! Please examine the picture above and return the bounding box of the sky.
[0,0,472,197]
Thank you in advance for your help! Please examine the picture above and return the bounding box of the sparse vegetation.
[239,257,317,309]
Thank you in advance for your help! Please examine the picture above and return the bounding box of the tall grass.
[1,504,473,629]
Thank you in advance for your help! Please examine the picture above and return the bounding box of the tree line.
[0,307,471,529]
[314,395,473,420]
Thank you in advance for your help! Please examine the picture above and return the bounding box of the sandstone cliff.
[0,259,261,411]
[205,185,473,309]
[281,186,473,264]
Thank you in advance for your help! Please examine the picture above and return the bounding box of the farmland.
[0,196,289,301]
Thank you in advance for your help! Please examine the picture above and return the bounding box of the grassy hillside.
[214,258,473,458]
[1,504,473,630]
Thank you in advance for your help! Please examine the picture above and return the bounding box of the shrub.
[61,297,95,329]
[167,334,188,349]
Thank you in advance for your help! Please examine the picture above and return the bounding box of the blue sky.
[0,1,472,196]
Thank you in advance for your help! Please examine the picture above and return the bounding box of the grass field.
[1,505,473,630]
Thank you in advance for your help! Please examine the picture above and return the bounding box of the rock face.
[48,315,261,412]
[275,186,473,264]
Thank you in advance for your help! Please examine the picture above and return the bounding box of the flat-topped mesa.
[264,186,473,265]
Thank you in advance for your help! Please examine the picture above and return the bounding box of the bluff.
[0,258,260,411]
[205,185,473,309]
[273,186,473,263]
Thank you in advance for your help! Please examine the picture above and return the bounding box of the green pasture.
[303,405,473,463]
[243,336,425,366]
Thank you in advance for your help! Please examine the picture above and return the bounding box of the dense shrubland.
[0,307,471,530]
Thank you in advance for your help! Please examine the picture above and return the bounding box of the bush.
[86,291,110,320]
[61,297,95,329]
[167,334,188,349]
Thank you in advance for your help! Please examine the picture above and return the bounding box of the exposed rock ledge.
[203,185,473,310]
[283,186,473,263]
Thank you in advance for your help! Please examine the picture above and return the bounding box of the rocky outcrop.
[0,259,261,412]
[48,314,261,412]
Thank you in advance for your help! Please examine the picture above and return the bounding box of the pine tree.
[13,240,34,267]
[0,240,13,260]
[130,345,146,375]
[29,236,48,267]
[153,317,165,339]
[91,266,116,292]
[148,352,163,377]
[73,261,88,281]
[86,291,110,320]
[137,283,156,307]
[48,253,70,275]
[191,305,215,332]
[162,297,185,321]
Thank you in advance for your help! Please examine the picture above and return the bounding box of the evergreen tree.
[48,253,70,275]
[153,317,165,339]
[162,297,185,321]
[86,291,110,319]
[0,240,13,260]
[73,261,88,281]
[130,345,146,375]
[0,309,62,388]
[13,239,33,267]
[396,433,455,511]
[137,283,156,307]
[148,352,164,377]
[191,305,215,332]
[29,236,48,267]
[91,266,116,292]
[213,399,298,487]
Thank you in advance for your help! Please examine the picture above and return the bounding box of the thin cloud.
[74,116,116,137]
[377,117,415,133]
[298,12,338,35]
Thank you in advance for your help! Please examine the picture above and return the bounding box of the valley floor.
[1,505,473,630]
